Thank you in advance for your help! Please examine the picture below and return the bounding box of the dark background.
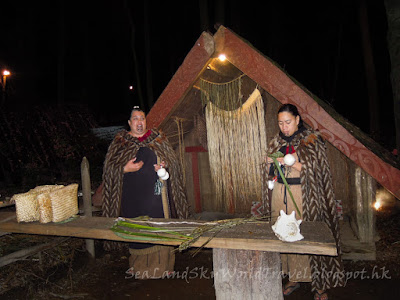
[0,0,395,149]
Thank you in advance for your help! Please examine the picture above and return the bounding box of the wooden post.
[185,146,207,213]
[213,249,283,300]
[354,166,376,243]
[81,157,95,258]
[190,151,202,213]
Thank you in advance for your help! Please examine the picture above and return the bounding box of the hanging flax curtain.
[204,84,267,212]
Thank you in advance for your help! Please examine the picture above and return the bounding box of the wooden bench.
[0,212,337,299]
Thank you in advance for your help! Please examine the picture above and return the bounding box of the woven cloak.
[263,128,345,292]
[102,129,189,222]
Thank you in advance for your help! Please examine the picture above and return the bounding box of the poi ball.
[283,154,296,166]
[157,167,167,177]
[161,172,169,180]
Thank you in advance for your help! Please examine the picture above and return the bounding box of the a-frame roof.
[146,26,400,199]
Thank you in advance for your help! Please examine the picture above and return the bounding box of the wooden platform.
[0,212,337,256]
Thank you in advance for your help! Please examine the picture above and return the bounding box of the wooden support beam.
[213,249,283,300]
[0,237,69,268]
[146,32,214,129]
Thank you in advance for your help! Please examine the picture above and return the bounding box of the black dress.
[120,147,164,249]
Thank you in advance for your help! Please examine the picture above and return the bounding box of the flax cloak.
[263,128,345,292]
[102,129,189,249]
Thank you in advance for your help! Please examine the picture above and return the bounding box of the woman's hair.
[130,106,145,118]
[277,104,303,127]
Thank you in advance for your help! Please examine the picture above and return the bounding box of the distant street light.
[1,70,11,106]
[2,70,11,92]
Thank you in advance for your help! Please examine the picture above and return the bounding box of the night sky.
[0,0,395,149]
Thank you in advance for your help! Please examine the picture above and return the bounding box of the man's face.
[128,111,146,137]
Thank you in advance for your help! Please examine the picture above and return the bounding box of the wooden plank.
[0,237,69,268]
[0,212,337,256]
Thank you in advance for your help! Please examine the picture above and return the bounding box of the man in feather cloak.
[264,104,345,300]
[102,107,189,278]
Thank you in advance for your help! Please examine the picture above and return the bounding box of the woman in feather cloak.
[265,104,345,300]
[102,107,189,279]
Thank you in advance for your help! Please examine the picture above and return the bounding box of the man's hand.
[123,158,144,173]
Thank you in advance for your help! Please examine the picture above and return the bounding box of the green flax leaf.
[268,151,302,218]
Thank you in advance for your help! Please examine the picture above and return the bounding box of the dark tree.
[385,0,400,159]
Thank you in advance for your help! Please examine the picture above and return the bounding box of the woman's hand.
[123,158,144,173]
[266,156,274,164]
[267,155,301,171]
[153,161,166,172]
[266,156,284,164]
[280,154,302,172]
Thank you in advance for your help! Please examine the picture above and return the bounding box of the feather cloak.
[263,128,345,291]
[102,129,189,222]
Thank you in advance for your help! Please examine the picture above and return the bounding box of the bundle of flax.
[111,216,268,255]
[205,88,267,211]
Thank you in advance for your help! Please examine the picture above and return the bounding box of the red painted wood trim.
[191,152,202,213]
[185,146,207,153]
[146,32,214,129]
[215,26,400,199]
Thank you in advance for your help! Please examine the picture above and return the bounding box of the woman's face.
[278,111,300,137]
[128,110,146,137]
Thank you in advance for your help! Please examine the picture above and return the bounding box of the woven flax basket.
[50,183,79,223]
[36,185,64,223]
[30,185,61,194]
[13,191,40,222]
[12,184,78,223]
[13,185,66,223]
